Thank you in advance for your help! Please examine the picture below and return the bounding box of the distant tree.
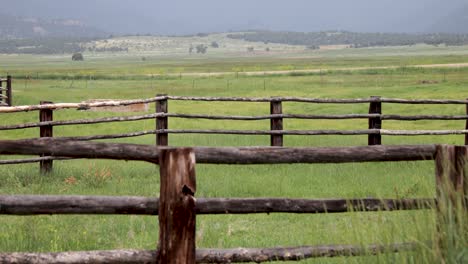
[196,44,208,54]
[189,44,194,54]
[265,47,270,52]
[72,52,84,61]
[141,56,147,61]
[211,41,219,48]
[247,46,254,52]
[306,45,320,50]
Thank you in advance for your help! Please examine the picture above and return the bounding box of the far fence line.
[1,95,468,172]
[0,76,12,107]
[0,139,466,263]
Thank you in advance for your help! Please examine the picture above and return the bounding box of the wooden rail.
[3,114,468,131]
[0,156,72,165]
[0,195,434,215]
[1,95,468,113]
[0,139,437,164]
[0,140,465,263]
[0,242,420,263]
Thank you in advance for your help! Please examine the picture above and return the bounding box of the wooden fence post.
[0,78,3,106]
[270,98,283,146]
[434,145,467,254]
[6,75,12,106]
[39,101,53,173]
[156,94,168,146]
[368,96,382,145]
[465,99,468,145]
[158,148,196,264]
[435,145,467,203]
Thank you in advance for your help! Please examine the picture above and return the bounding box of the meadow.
[0,46,468,263]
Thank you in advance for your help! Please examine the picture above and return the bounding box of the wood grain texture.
[368,96,382,145]
[2,96,467,113]
[0,113,161,131]
[39,101,53,173]
[0,243,419,263]
[6,75,12,106]
[435,145,467,199]
[465,99,468,145]
[0,195,434,215]
[157,129,468,136]
[270,99,283,146]
[156,94,168,146]
[0,96,167,113]
[158,148,196,264]
[0,138,437,164]
[3,114,468,131]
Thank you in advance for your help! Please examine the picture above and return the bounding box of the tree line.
[0,37,98,54]
[227,31,468,48]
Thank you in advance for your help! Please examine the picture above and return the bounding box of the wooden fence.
[0,138,466,263]
[1,95,468,172]
[0,76,12,106]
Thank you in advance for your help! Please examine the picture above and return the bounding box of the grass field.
[0,45,467,263]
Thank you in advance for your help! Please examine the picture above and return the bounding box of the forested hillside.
[228,31,468,48]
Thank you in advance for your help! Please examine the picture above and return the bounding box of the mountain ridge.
[0,13,107,39]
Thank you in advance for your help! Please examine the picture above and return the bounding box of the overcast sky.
[2,0,466,34]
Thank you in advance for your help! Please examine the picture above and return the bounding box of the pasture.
[1,46,468,263]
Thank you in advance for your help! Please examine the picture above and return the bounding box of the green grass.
[1,49,468,263]
[2,43,468,79]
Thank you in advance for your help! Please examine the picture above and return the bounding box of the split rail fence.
[1,95,468,173]
[0,76,12,106]
[0,138,466,263]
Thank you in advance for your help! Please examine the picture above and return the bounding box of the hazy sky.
[2,0,466,34]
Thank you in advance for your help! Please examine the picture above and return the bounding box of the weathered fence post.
[270,98,283,146]
[465,98,468,145]
[39,101,53,173]
[6,75,12,106]
[0,78,3,106]
[158,148,196,264]
[156,94,168,146]
[434,145,467,254]
[435,145,467,203]
[368,96,382,145]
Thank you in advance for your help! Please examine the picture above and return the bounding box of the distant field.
[1,44,467,263]
[2,35,468,79]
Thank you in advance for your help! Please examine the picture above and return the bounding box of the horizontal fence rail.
[155,129,468,136]
[2,96,468,113]
[0,138,437,164]
[0,195,434,215]
[0,156,73,165]
[2,113,468,131]
[0,242,420,264]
